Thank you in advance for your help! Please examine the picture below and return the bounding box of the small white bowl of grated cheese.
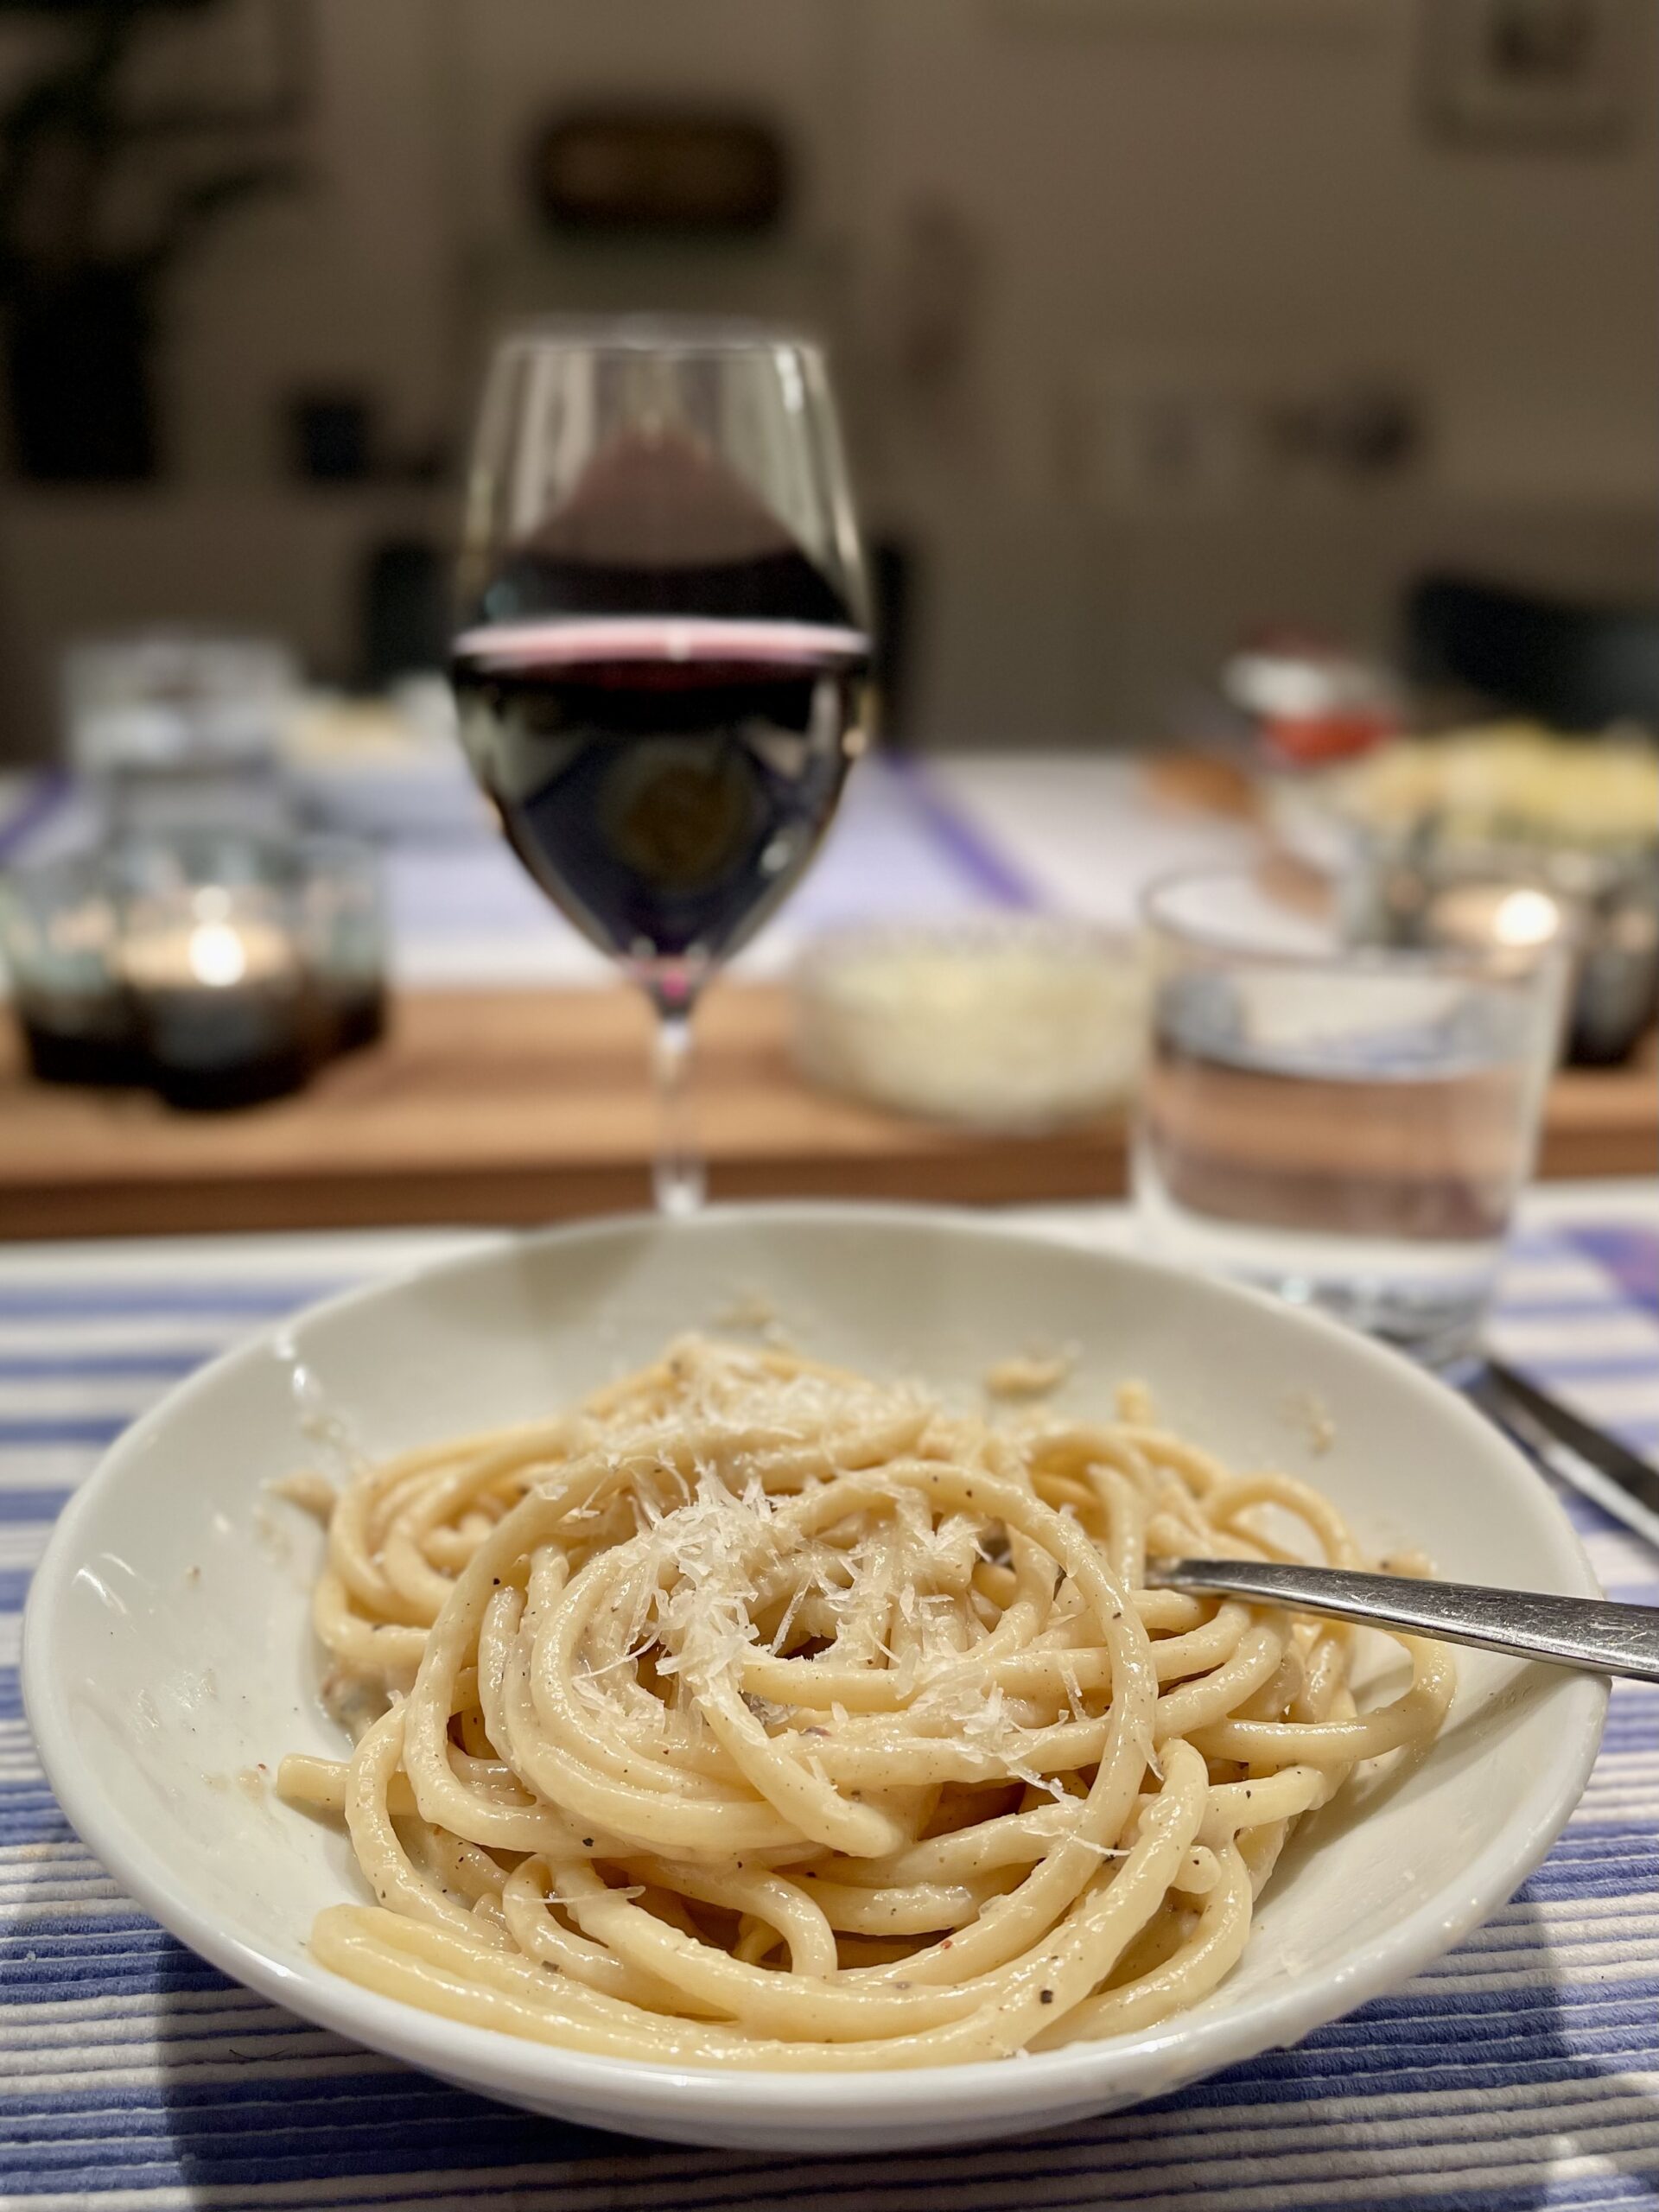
[792,918,1146,1130]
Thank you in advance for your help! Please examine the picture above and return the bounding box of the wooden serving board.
[0,985,1651,1241]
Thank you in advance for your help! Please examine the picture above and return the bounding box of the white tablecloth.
[0,755,1257,992]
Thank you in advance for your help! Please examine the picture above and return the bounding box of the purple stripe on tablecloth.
[0,770,71,865]
[1562,1228,1659,1317]
[0,1279,343,1317]
[887,756,1043,912]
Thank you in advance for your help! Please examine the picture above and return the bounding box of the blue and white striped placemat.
[3,1210,1656,2211]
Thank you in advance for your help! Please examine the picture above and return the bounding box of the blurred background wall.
[1,0,1655,759]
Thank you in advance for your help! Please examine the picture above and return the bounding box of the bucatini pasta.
[276,1337,1452,2068]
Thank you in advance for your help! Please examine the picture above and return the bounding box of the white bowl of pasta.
[24,1205,1605,2152]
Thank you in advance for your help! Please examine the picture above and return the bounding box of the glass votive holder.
[0,855,140,1085]
[295,835,388,1054]
[119,875,317,1110]
[1355,842,1659,1071]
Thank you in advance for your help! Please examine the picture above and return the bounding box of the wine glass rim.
[494,313,825,359]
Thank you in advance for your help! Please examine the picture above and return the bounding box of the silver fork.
[1147,1557,1659,1683]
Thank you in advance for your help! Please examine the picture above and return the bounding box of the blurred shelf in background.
[4,487,1655,762]
[0,489,450,761]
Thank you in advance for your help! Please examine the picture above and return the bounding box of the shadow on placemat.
[115,1907,1659,2212]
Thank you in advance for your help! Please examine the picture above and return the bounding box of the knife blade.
[1467,1357,1659,1554]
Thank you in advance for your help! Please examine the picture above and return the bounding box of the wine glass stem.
[651,1005,705,1217]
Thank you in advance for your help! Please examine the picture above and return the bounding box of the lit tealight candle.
[121,886,315,1109]
[1423,880,1568,957]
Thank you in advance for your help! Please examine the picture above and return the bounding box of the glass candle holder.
[295,835,388,1055]
[0,855,139,1085]
[120,877,317,1110]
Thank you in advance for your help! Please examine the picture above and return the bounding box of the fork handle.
[1147,1558,1659,1684]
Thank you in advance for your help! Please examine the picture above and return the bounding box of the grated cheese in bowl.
[791,919,1145,1131]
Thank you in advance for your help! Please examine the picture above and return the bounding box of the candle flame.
[1491,887,1560,949]
[187,921,250,988]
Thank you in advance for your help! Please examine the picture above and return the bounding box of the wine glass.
[454,318,872,1216]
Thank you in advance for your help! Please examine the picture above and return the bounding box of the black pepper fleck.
[1039,1989,1054,2005]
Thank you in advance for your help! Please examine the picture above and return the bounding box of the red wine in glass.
[453,612,868,997]
[455,328,871,1211]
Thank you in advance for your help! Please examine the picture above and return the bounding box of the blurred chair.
[1407,573,1659,728]
[870,537,917,748]
[361,538,448,688]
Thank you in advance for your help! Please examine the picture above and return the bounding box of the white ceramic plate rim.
[23,1203,1608,2132]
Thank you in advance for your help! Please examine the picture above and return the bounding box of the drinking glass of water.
[1134,866,1570,1366]
[453,318,871,1214]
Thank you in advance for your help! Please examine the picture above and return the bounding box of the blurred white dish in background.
[794,918,1145,1128]
[1268,721,1659,877]
[281,680,486,842]
[66,629,299,777]
[23,1206,1604,2152]
[1332,723,1659,854]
